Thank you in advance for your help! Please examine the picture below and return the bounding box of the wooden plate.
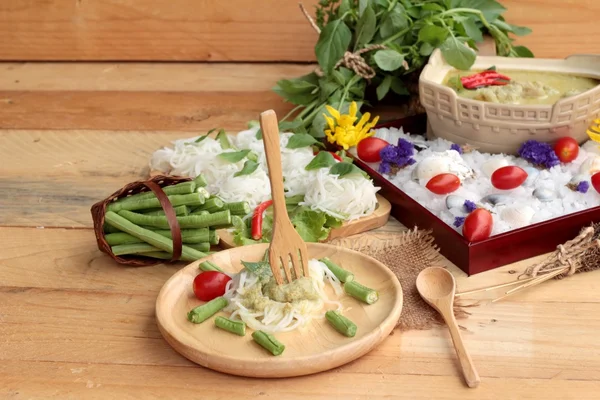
[218,194,392,249]
[155,242,403,378]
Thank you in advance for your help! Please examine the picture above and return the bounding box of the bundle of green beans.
[102,174,251,261]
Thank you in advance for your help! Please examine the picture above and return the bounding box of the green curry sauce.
[444,69,599,105]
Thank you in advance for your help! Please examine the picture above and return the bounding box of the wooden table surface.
[1,62,600,400]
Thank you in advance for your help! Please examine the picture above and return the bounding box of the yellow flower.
[323,101,380,150]
[587,119,600,145]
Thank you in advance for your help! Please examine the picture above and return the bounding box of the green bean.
[105,232,142,246]
[325,310,357,337]
[139,251,172,260]
[106,193,205,213]
[109,181,196,206]
[142,205,189,216]
[105,228,213,245]
[185,243,210,253]
[187,297,228,324]
[344,280,378,305]
[222,201,251,215]
[209,230,219,245]
[252,330,285,356]
[117,209,231,229]
[319,257,354,283]
[111,243,160,256]
[104,211,208,261]
[193,174,208,188]
[214,316,245,336]
[192,197,224,214]
[199,261,224,273]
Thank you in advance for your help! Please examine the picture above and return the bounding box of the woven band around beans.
[90,175,192,266]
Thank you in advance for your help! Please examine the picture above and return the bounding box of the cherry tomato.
[192,271,231,302]
[490,166,527,190]
[462,209,493,242]
[554,137,579,163]
[357,137,390,163]
[592,172,600,194]
[426,173,460,195]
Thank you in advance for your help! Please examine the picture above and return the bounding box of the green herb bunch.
[273,0,533,137]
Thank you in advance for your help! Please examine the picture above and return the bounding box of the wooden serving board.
[155,242,403,378]
[218,194,392,248]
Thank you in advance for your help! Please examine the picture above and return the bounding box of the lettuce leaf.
[290,206,331,242]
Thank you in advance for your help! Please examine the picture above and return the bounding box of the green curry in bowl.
[443,69,600,105]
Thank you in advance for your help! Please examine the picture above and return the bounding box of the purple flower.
[378,139,415,174]
[577,181,590,193]
[450,143,463,154]
[453,216,466,227]
[378,161,392,175]
[379,146,399,162]
[517,140,560,169]
[463,200,476,213]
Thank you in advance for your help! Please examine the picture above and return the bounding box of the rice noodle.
[301,168,381,221]
[221,258,342,333]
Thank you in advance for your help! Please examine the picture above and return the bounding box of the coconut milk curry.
[444,69,599,105]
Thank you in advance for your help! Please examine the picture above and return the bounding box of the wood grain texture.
[0,0,598,61]
[155,242,403,377]
[1,227,600,397]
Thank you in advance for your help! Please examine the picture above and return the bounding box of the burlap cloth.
[329,227,474,331]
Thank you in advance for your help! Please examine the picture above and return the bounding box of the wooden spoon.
[259,109,309,285]
[416,267,480,388]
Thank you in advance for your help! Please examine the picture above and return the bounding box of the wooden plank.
[0,0,320,62]
[0,0,598,62]
[1,360,599,400]
[1,227,598,304]
[0,90,296,131]
[0,63,314,92]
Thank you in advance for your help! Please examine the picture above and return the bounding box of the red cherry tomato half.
[554,137,579,163]
[591,172,600,194]
[462,209,493,242]
[490,166,527,190]
[425,173,461,195]
[192,271,231,302]
[357,137,390,163]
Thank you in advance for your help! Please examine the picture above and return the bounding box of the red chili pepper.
[461,71,511,88]
[251,200,273,240]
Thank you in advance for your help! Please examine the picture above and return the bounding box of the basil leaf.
[315,20,352,74]
[406,6,421,18]
[272,73,320,105]
[247,151,259,162]
[234,160,260,177]
[374,50,405,72]
[420,3,446,15]
[391,76,409,95]
[380,5,409,39]
[305,151,337,171]
[418,25,449,47]
[447,76,464,91]
[338,0,352,16]
[318,78,340,103]
[492,19,532,36]
[218,149,250,163]
[513,45,534,58]
[329,162,366,178]
[216,129,232,149]
[354,2,377,48]
[358,0,370,16]
[450,0,506,22]
[286,133,322,149]
[376,75,392,101]
[194,128,216,143]
[458,17,484,43]
[440,36,477,70]
[278,118,304,132]
[419,42,435,56]
[309,104,329,138]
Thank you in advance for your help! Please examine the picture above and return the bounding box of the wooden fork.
[259,109,309,285]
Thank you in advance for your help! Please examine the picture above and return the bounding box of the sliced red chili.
[251,200,273,240]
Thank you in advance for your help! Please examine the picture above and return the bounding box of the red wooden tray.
[335,114,600,276]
